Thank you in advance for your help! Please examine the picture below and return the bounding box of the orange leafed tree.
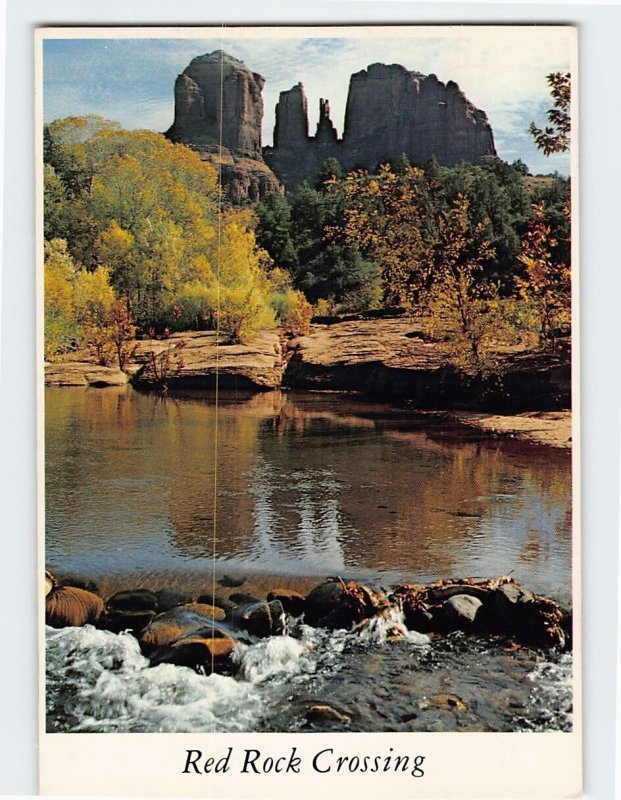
[517,202,571,350]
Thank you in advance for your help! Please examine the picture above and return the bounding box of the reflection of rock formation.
[46,388,571,587]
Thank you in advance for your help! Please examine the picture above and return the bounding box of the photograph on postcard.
[40,25,577,740]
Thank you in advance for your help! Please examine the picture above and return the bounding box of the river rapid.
[45,386,573,733]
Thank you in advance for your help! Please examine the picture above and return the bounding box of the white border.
[2,3,620,799]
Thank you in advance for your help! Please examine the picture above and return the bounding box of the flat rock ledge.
[45,362,128,387]
[451,411,572,450]
[286,316,571,412]
[133,330,283,391]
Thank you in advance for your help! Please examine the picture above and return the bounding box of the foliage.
[107,298,138,369]
[209,284,276,343]
[529,72,571,156]
[43,239,80,359]
[517,202,571,350]
[326,164,436,306]
[421,195,498,371]
[271,288,313,336]
[141,340,187,391]
[44,117,279,346]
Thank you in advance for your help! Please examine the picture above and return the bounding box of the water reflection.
[45,387,571,596]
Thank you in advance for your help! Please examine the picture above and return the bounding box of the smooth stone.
[99,609,155,635]
[106,589,158,613]
[155,587,192,612]
[151,634,237,671]
[196,592,236,613]
[227,600,285,637]
[436,594,482,631]
[218,574,247,588]
[45,586,104,628]
[267,588,306,616]
[140,604,229,652]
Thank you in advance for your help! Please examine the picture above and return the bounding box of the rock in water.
[435,594,483,631]
[45,585,104,628]
[155,587,193,612]
[106,589,158,613]
[141,604,233,653]
[304,579,381,630]
[227,600,286,637]
[267,588,306,616]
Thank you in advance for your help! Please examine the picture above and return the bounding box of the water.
[44,385,573,732]
[46,616,572,733]
[45,386,571,601]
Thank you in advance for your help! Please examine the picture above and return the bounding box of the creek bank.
[45,570,571,678]
[285,315,571,413]
[449,410,572,450]
[45,317,571,441]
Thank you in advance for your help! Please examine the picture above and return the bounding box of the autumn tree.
[327,164,436,306]
[517,202,571,350]
[423,194,498,370]
[44,117,279,342]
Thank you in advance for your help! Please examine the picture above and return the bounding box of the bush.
[271,289,312,336]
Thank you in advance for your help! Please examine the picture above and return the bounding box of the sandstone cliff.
[167,52,497,200]
[166,51,282,203]
[265,63,497,191]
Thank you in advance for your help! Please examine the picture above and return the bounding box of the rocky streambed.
[45,571,573,734]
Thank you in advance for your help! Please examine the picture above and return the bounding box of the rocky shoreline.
[46,570,571,679]
[44,316,571,447]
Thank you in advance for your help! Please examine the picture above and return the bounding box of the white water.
[46,611,430,733]
[521,652,573,731]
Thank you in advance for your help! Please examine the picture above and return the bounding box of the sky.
[42,27,574,176]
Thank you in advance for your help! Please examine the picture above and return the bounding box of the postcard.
[38,24,580,798]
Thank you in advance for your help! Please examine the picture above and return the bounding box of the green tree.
[529,72,571,156]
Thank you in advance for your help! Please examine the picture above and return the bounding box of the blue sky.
[42,28,574,175]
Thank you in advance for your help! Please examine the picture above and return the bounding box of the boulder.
[150,633,237,671]
[227,599,285,637]
[196,592,236,613]
[218,574,247,588]
[140,604,230,652]
[155,587,193,612]
[304,579,381,630]
[45,585,104,628]
[267,588,306,616]
[435,594,482,631]
[106,589,158,613]
[99,609,155,636]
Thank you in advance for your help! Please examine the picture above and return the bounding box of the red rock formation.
[266,63,497,191]
[166,51,282,203]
